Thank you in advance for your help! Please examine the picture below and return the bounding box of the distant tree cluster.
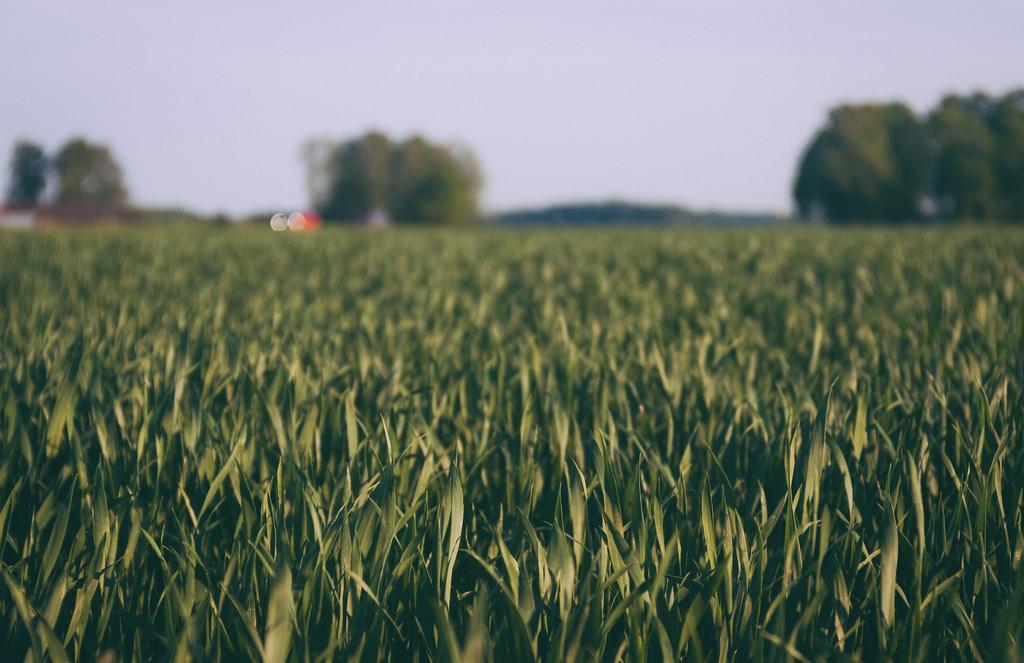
[303,132,482,225]
[5,142,47,208]
[495,201,780,227]
[497,201,694,225]
[3,137,128,209]
[794,89,1024,223]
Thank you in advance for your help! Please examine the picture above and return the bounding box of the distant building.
[0,207,36,229]
[364,208,390,227]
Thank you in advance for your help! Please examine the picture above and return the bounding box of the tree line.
[4,137,128,208]
[794,89,1024,223]
[303,132,483,224]
[5,131,482,225]
[9,92,1019,225]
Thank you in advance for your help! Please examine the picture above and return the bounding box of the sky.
[1,1,1022,215]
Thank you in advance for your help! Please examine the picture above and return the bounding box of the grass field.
[1,226,1023,661]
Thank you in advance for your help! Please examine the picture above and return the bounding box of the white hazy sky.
[1,0,1022,215]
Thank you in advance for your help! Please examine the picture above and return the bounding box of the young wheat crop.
[0,226,1022,661]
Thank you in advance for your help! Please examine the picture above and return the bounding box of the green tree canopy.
[928,94,999,220]
[795,89,1024,223]
[53,137,128,206]
[793,103,931,222]
[983,91,1024,220]
[304,132,482,224]
[4,141,48,208]
[314,131,391,222]
[389,137,481,224]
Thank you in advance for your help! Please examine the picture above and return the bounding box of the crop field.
[1,226,1023,661]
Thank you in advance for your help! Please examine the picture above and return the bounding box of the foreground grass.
[0,226,1022,661]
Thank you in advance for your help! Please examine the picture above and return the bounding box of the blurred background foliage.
[302,132,483,225]
[5,89,1023,226]
[4,137,128,210]
[794,89,1024,223]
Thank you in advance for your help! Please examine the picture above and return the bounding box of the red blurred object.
[286,210,322,231]
[301,211,322,229]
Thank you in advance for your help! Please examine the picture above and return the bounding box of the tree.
[989,90,1024,221]
[793,103,931,222]
[794,89,1024,224]
[5,141,48,208]
[389,137,482,225]
[53,137,127,206]
[304,132,482,224]
[301,137,337,215]
[310,131,391,221]
[928,94,999,220]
